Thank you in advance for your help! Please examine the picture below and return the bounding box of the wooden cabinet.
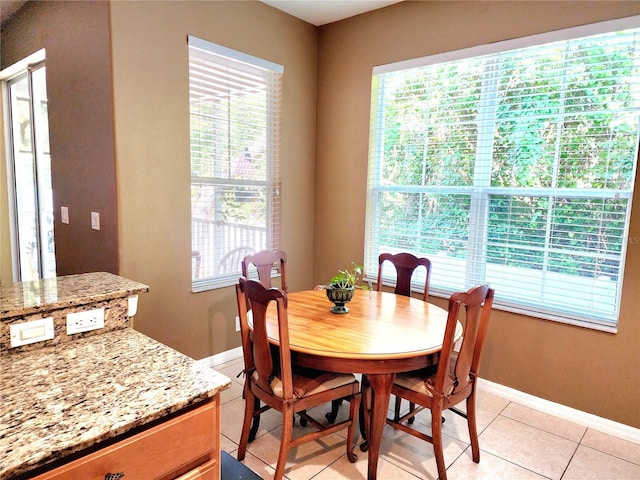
[33,397,220,480]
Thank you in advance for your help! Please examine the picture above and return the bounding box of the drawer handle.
[105,474,125,480]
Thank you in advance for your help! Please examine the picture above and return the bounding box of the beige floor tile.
[220,396,245,440]
[312,451,421,480]
[213,359,245,383]
[380,423,468,479]
[392,391,507,445]
[479,416,578,480]
[244,424,353,480]
[220,396,283,443]
[447,448,548,480]
[475,389,511,413]
[237,451,277,480]
[581,429,640,465]
[501,403,586,442]
[424,409,474,445]
[443,406,496,445]
[220,379,243,405]
[394,404,477,446]
[221,432,238,453]
[305,401,363,442]
[474,393,510,432]
[563,445,640,480]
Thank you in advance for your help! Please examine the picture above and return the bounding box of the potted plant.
[325,263,367,314]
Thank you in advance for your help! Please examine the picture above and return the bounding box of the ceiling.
[261,0,402,26]
[0,1,402,29]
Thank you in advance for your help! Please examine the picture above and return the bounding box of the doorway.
[3,54,55,281]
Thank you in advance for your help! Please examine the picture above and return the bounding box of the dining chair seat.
[393,369,457,398]
[261,370,358,398]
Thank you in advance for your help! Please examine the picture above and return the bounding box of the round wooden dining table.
[263,288,461,480]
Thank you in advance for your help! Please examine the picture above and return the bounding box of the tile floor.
[214,357,640,480]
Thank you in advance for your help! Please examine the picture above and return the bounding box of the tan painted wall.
[314,1,640,427]
[0,1,119,277]
[2,0,639,428]
[109,1,318,359]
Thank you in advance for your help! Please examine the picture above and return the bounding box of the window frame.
[188,36,283,292]
[365,16,640,332]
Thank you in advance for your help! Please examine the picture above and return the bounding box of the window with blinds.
[188,36,283,291]
[365,17,640,329]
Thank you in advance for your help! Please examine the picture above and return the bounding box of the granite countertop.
[0,328,231,479]
[0,272,149,320]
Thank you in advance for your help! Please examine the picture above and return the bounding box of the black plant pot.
[326,286,355,314]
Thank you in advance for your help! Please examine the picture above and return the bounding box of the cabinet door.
[33,398,219,480]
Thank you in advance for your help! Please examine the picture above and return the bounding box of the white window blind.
[365,17,640,329]
[189,36,283,291]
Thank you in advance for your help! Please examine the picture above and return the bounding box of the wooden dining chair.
[241,249,288,292]
[326,252,432,424]
[235,278,361,480]
[384,284,495,480]
[240,249,288,440]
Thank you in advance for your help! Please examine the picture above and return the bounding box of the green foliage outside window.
[375,32,639,282]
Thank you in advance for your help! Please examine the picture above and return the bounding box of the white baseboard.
[197,346,243,369]
[197,349,639,445]
[478,378,640,445]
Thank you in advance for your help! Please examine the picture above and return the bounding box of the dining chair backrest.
[377,252,432,301]
[242,250,288,292]
[435,284,494,399]
[236,277,292,398]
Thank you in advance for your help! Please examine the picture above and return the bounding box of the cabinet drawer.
[34,399,217,480]
[175,459,217,480]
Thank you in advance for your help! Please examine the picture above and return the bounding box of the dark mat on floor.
[221,450,263,479]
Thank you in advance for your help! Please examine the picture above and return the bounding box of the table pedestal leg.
[362,373,394,480]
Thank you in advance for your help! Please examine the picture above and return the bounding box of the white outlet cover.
[67,308,105,334]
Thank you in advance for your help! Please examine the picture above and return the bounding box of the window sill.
[191,272,281,293]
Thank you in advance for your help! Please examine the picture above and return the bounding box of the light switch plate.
[67,308,105,334]
[91,211,100,230]
[61,206,69,224]
[10,317,55,348]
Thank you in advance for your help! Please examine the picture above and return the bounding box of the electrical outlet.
[235,316,240,332]
[67,308,105,334]
[10,317,55,348]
